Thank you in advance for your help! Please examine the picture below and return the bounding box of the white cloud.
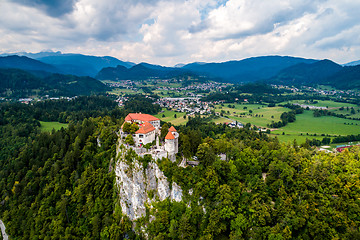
[1,0,360,65]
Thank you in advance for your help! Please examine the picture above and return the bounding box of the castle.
[120,113,178,159]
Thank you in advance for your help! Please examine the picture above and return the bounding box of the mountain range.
[0,52,134,77]
[1,51,360,90]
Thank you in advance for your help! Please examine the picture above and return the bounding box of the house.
[134,121,156,146]
[124,113,160,130]
[121,113,160,146]
[121,114,179,159]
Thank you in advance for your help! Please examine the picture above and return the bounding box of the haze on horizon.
[1,0,360,66]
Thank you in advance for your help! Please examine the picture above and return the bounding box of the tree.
[160,123,169,140]
[122,122,131,133]
[129,123,139,134]
[125,134,135,145]
[196,143,216,166]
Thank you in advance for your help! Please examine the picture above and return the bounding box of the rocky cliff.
[115,146,183,221]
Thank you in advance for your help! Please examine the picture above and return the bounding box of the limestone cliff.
[115,146,183,221]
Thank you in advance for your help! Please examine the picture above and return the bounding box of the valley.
[1,52,360,239]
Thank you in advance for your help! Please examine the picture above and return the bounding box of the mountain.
[0,50,64,59]
[268,59,343,85]
[343,60,360,67]
[0,68,44,91]
[36,54,135,77]
[324,65,360,89]
[0,55,59,73]
[0,68,108,97]
[182,56,318,83]
[96,63,195,80]
[43,74,109,96]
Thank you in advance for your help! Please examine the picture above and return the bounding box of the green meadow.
[285,100,358,108]
[271,110,360,143]
[107,88,144,95]
[154,109,188,125]
[214,103,291,127]
[40,121,68,132]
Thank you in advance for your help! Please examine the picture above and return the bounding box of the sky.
[1,0,360,66]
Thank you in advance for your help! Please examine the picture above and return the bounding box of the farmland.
[271,110,360,143]
[214,103,291,127]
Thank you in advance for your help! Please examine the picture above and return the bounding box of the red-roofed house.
[121,113,179,158]
[135,122,156,146]
[124,113,160,129]
[121,113,160,146]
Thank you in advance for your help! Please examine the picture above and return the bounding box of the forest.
[0,95,360,239]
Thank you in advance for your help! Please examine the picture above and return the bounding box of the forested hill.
[324,65,360,89]
[268,59,343,85]
[0,55,59,73]
[268,60,360,89]
[96,63,196,80]
[1,96,360,239]
[0,68,109,97]
[181,56,318,83]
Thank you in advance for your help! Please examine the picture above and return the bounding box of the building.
[124,113,161,130]
[165,126,179,155]
[121,114,179,159]
[121,113,160,146]
[134,121,156,146]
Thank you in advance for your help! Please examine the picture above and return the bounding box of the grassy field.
[285,100,358,108]
[270,110,360,143]
[40,121,68,132]
[107,88,144,95]
[212,103,360,144]
[214,103,291,127]
[154,109,188,125]
[211,117,231,124]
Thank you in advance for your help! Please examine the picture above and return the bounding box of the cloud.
[1,0,360,65]
[12,0,78,17]
[190,0,325,40]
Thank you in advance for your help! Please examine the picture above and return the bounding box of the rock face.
[115,149,183,221]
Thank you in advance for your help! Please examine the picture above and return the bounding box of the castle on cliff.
[120,113,178,161]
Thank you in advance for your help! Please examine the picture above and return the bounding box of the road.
[0,220,8,240]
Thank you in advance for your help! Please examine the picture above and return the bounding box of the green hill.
[0,68,109,97]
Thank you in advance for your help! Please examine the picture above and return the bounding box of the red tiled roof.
[165,131,175,140]
[136,122,156,134]
[125,113,159,122]
[168,126,177,132]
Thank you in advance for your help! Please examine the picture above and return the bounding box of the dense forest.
[1,95,360,239]
[0,68,108,97]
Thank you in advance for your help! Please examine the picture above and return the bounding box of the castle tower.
[164,126,178,159]
[168,126,178,153]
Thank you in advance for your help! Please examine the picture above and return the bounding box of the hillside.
[96,63,195,80]
[0,68,108,97]
[0,68,44,91]
[43,73,109,96]
[1,98,360,239]
[37,54,135,77]
[0,55,59,73]
[343,60,360,66]
[324,65,360,89]
[182,56,318,83]
[268,59,343,85]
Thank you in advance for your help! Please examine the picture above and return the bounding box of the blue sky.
[1,0,360,66]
